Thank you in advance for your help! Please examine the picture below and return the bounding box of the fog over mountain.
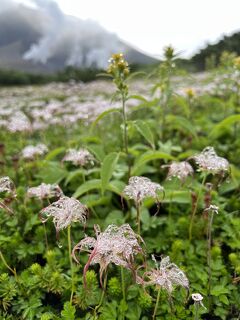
[0,0,157,73]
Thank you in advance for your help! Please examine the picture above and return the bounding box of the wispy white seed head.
[123,176,164,204]
[0,176,16,197]
[164,161,194,182]
[27,183,63,200]
[62,148,94,166]
[40,196,88,232]
[73,224,144,282]
[138,255,189,294]
[193,146,229,175]
[22,144,48,160]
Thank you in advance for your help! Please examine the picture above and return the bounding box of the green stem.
[152,288,161,319]
[121,267,126,301]
[136,202,141,236]
[194,303,199,320]
[207,212,214,311]
[189,175,207,241]
[67,226,74,304]
[94,271,107,318]
[0,250,18,282]
[121,93,131,178]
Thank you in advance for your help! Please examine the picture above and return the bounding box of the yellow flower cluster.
[107,53,129,78]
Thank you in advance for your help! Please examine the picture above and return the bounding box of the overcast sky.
[14,0,240,58]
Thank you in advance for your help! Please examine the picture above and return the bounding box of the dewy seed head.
[123,176,164,205]
[40,196,88,232]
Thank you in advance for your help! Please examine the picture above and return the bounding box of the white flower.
[123,176,164,204]
[204,205,219,215]
[40,196,88,233]
[62,148,94,166]
[193,146,229,175]
[192,293,206,309]
[27,183,63,200]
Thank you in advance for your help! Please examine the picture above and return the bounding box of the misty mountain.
[0,0,157,73]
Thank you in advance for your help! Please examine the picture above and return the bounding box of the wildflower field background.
[0,49,240,320]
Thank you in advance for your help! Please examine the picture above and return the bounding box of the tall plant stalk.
[189,175,207,241]
[152,288,161,319]
[67,225,74,304]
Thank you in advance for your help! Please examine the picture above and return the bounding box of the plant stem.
[136,202,141,236]
[207,211,214,311]
[0,250,18,282]
[67,225,74,304]
[189,175,207,241]
[43,223,49,251]
[194,303,199,320]
[121,92,131,178]
[121,266,126,301]
[94,271,107,318]
[152,288,161,319]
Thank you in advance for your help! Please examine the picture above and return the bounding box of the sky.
[13,0,240,58]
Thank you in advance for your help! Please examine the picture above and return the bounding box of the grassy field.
[0,50,240,320]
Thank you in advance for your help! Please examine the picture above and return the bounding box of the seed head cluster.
[193,146,229,175]
[164,161,194,183]
[72,224,144,283]
[0,176,16,197]
[137,255,189,294]
[27,183,63,200]
[22,144,48,160]
[40,196,88,232]
[123,176,164,205]
[62,148,94,167]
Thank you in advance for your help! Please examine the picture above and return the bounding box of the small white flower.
[192,293,206,309]
[204,205,219,215]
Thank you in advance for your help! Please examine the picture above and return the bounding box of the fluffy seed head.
[123,176,164,205]
[22,144,48,160]
[27,183,63,200]
[138,255,189,294]
[164,161,193,183]
[40,196,88,233]
[72,224,144,285]
[192,293,206,309]
[0,176,16,197]
[62,148,94,167]
[192,146,229,175]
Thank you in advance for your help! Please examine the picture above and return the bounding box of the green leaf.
[166,115,197,138]
[91,108,121,130]
[45,147,65,161]
[210,114,240,138]
[61,302,76,320]
[87,145,106,162]
[101,152,119,193]
[132,151,175,175]
[73,179,102,198]
[133,120,155,148]
[211,285,229,296]
[37,161,67,184]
